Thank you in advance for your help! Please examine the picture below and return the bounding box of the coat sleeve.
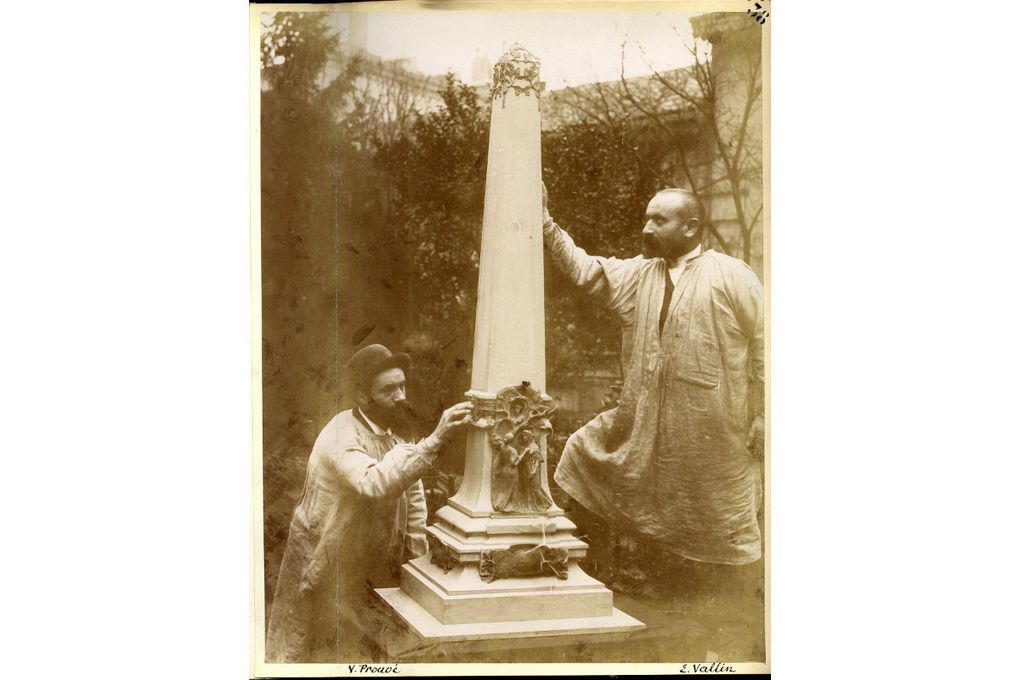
[543,218,643,320]
[404,480,429,558]
[297,420,438,594]
[330,435,438,500]
[725,261,765,386]
[322,420,438,499]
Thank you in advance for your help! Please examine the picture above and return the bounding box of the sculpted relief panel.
[471,381,555,514]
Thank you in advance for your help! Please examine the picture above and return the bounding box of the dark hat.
[346,344,410,391]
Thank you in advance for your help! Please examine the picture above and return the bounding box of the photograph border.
[248,2,771,675]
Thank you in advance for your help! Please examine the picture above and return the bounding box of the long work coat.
[546,223,765,565]
[266,409,432,662]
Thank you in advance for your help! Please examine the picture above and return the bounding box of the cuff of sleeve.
[417,435,442,462]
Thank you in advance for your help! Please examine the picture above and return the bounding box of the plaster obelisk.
[377,44,643,642]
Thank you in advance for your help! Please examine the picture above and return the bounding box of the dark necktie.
[658,266,675,335]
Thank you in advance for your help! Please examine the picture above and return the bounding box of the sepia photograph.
[251,1,769,673]
[9,2,1020,680]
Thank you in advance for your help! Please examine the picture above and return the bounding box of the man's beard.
[365,399,415,434]
[642,235,661,259]
[643,235,687,261]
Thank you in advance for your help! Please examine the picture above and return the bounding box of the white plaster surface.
[376,587,645,642]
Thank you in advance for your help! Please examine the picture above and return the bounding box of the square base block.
[375,586,645,643]
[400,558,616,625]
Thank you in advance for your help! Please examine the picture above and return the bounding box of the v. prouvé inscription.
[347,664,400,674]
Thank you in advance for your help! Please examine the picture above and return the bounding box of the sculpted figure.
[491,428,552,514]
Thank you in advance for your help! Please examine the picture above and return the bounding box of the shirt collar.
[668,243,702,269]
[357,408,392,437]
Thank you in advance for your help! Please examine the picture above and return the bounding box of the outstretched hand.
[541,181,552,224]
[430,401,474,446]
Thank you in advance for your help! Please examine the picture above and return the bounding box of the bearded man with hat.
[267,344,473,662]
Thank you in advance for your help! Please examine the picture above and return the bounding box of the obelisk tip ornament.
[491,43,543,105]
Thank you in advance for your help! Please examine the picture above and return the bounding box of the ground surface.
[334,538,767,668]
[338,561,765,664]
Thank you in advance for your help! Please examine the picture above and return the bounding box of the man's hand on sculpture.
[745,415,765,459]
[429,401,474,447]
[541,181,552,224]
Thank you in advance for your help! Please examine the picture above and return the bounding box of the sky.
[339,10,705,88]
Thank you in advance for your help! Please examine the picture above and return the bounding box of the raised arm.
[297,431,431,595]
[333,401,473,499]
[297,403,471,593]
[335,441,437,499]
[541,183,643,318]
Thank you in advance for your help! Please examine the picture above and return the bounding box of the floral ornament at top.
[491,43,544,107]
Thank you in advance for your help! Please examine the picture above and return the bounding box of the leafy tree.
[541,119,659,382]
[551,19,764,270]
[259,11,364,613]
[371,75,489,449]
[261,11,351,449]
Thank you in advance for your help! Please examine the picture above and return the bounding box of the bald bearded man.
[543,185,765,598]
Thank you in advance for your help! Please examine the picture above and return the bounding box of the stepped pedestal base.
[375,554,644,643]
[376,586,644,643]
